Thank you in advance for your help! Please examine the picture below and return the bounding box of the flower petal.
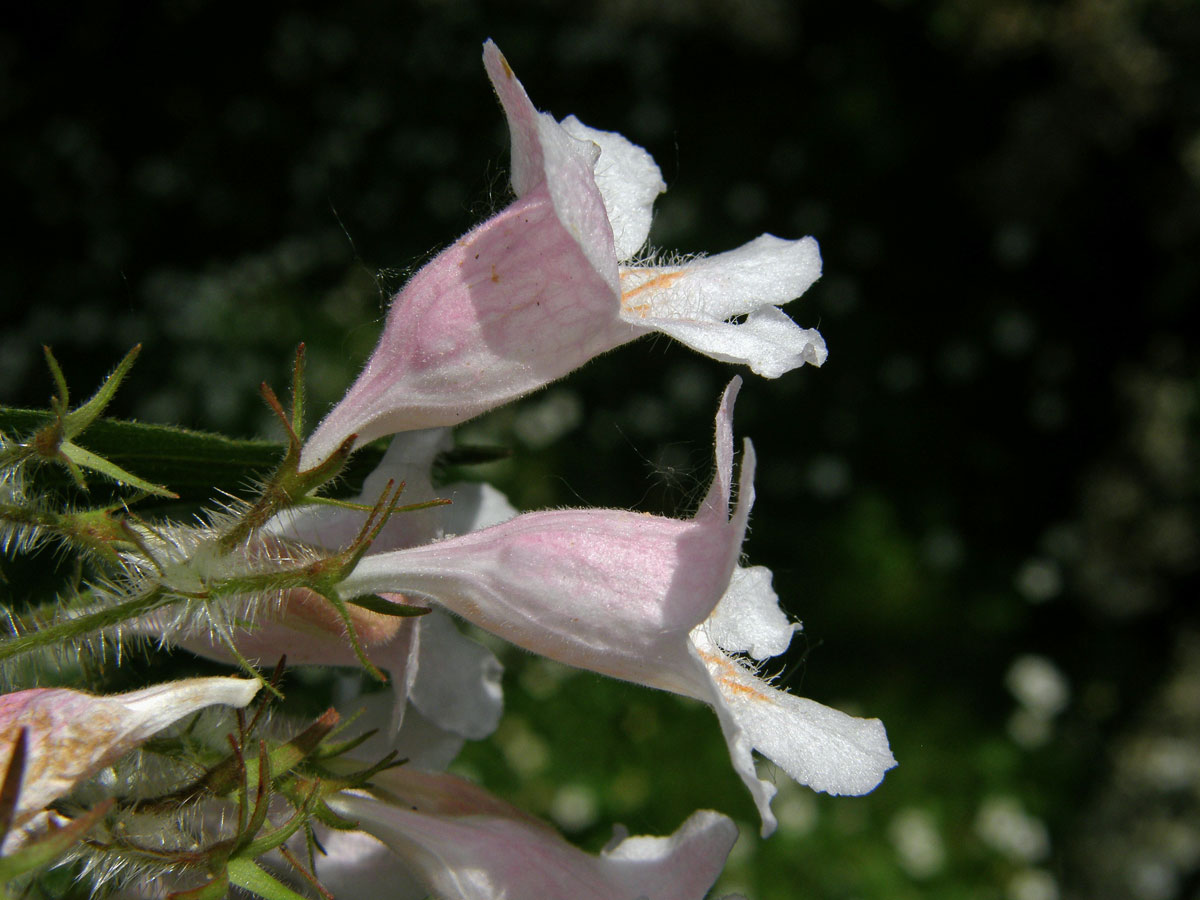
[339,381,749,701]
[0,678,259,827]
[328,681,467,771]
[705,565,797,661]
[624,234,821,321]
[691,628,897,836]
[559,115,665,261]
[300,190,628,467]
[342,508,722,699]
[441,480,518,535]
[326,768,737,900]
[304,45,829,462]
[408,609,503,741]
[646,304,828,377]
[621,235,825,377]
[296,828,428,900]
[482,40,620,291]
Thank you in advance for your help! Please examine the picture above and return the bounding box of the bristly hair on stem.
[217,348,353,552]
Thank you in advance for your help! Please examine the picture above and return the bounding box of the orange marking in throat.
[620,270,685,318]
[696,646,770,701]
[621,270,684,302]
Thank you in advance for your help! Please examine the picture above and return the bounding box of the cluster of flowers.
[0,42,894,899]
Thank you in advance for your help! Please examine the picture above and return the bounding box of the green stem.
[0,587,172,663]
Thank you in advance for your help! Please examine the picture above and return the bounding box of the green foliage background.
[2,2,1199,898]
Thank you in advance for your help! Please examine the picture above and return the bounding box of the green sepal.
[59,344,141,441]
[309,728,378,762]
[238,742,273,847]
[18,346,149,493]
[312,588,387,683]
[289,345,306,441]
[345,593,432,618]
[437,443,511,467]
[323,752,405,790]
[307,798,361,832]
[41,346,70,411]
[227,858,311,900]
[237,783,322,859]
[56,507,131,564]
[59,440,178,498]
[201,710,340,799]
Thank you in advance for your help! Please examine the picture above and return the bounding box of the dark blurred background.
[2,2,1198,898]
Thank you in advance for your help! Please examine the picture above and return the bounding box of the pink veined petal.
[300,189,630,468]
[299,41,618,467]
[341,508,727,700]
[0,678,259,828]
[483,40,620,292]
[338,380,749,701]
[324,768,738,900]
[479,40,548,201]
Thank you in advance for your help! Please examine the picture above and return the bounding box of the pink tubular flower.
[300,41,825,468]
[337,379,896,836]
[0,677,260,835]
[309,767,738,900]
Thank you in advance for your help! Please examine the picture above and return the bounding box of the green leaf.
[0,407,285,501]
[436,443,511,467]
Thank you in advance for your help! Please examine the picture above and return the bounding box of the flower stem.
[0,587,171,663]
